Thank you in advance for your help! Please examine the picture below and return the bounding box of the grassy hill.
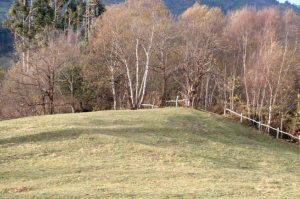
[0,108,299,198]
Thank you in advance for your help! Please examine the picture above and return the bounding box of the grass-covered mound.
[0,108,299,198]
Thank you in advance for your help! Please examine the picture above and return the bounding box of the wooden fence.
[140,101,300,144]
[224,108,300,144]
[166,96,193,108]
[140,104,159,109]
[141,96,187,109]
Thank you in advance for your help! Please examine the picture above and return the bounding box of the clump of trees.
[0,0,299,136]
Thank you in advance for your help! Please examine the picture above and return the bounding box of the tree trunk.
[110,69,117,110]
[243,34,250,116]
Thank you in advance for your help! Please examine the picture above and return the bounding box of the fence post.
[258,121,261,132]
[176,96,179,108]
[240,113,243,123]
[299,136,300,145]
[276,128,279,139]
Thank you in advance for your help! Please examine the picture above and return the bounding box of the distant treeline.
[1,0,300,59]
[0,27,13,55]
[0,0,13,49]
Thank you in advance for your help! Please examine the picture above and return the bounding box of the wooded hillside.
[102,0,300,14]
[1,0,299,59]
[0,0,14,58]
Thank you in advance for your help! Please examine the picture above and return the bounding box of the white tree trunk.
[110,68,117,110]
[243,34,250,116]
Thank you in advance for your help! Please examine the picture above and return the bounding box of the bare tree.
[176,3,224,108]
[93,0,172,109]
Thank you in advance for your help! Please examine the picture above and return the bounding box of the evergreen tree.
[6,0,105,48]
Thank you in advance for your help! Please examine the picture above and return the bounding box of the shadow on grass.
[0,127,190,150]
[166,113,300,153]
[0,112,299,155]
[0,129,84,145]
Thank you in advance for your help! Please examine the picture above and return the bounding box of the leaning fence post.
[176,96,179,108]
[276,128,279,139]
[240,113,243,123]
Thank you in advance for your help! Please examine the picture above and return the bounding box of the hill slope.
[0,0,13,22]
[0,0,14,60]
[102,0,299,15]
[0,108,299,198]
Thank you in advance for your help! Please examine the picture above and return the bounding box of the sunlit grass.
[0,108,299,198]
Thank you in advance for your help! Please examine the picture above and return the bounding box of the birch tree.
[93,0,171,109]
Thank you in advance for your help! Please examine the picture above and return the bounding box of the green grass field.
[0,108,299,198]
